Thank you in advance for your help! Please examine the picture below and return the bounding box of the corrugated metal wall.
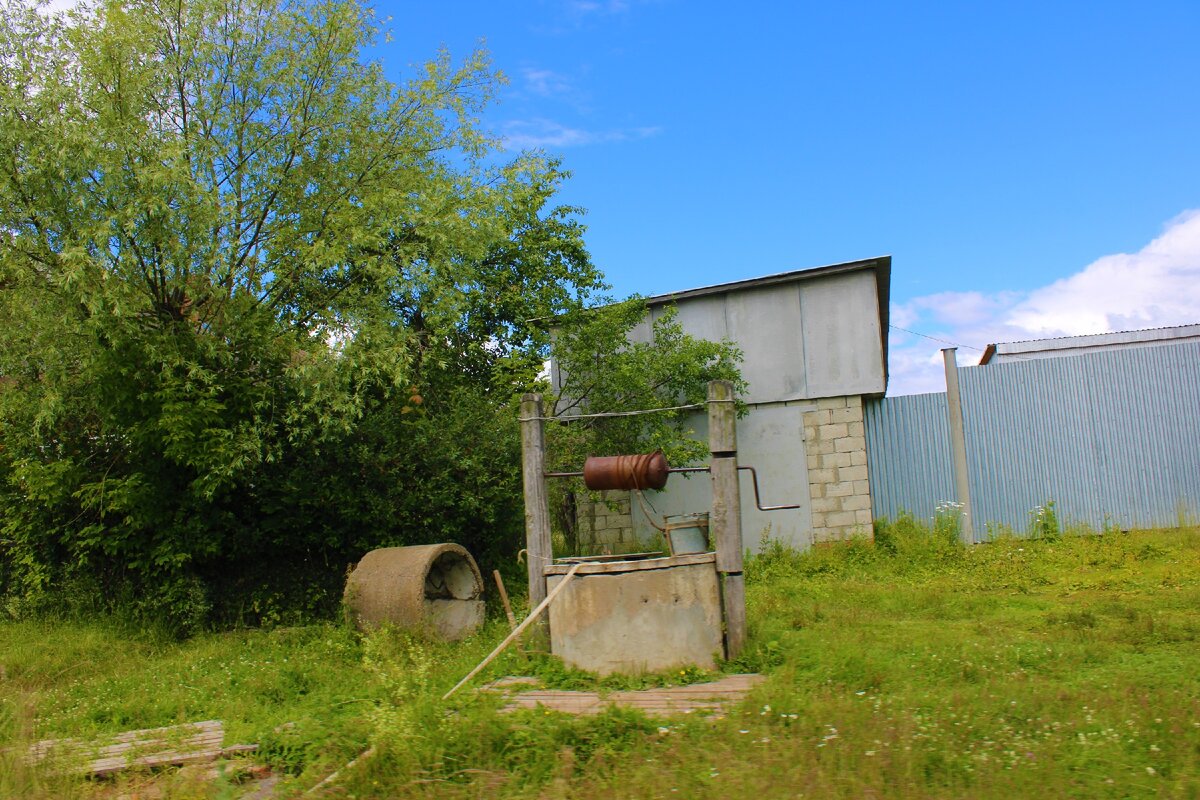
[865,341,1200,539]
[863,391,955,522]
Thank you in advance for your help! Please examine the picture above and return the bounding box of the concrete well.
[544,553,724,675]
[344,543,485,640]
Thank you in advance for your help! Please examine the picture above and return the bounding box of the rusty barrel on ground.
[582,451,669,491]
[344,543,485,640]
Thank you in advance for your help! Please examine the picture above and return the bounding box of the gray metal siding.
[629,269,887,404]
[631,402,817,551]
[799,271,887,398]
[863,391,955,523]
[866,341,1200,539]
[725,286,809,402]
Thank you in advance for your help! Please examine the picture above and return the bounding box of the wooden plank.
[520,393,552,619]
[609,674,765,700]
[543,552,715,575]
[25,720,256,777]
[28,720,222,756]
[492,674,764,718]
[553,551,664,564]
[503,691,606,715]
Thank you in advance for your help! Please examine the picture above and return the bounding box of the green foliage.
[1030,500,1062,541]
[0,0,605,629]
[549,300,744,466]
[544,301,745,553]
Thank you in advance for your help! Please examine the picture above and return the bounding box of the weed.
[1030,500,1062,541]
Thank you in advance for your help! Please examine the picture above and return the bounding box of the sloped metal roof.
[979,323,1200,364]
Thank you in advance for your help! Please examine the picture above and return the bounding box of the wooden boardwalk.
[485,674,764,717]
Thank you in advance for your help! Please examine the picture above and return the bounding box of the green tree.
[0,0,603,628]
[0,0,745,630]
[545,301,746,554]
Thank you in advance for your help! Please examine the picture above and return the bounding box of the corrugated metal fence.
[864,341,1200,539]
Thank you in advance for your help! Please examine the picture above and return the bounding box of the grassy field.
[2,519,1198,799]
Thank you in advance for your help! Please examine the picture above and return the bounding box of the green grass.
[2,522,1199,798]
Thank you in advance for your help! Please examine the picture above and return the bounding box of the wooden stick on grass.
[493,569,517,630]
[443,563,581,700]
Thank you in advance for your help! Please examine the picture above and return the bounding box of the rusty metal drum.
[582,451,669,491]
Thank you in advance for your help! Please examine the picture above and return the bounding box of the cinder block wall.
[802,396,874,542]
[576,491,636,553]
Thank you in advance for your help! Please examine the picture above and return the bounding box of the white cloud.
[1007,210,1200,335]
[565,0,631,15]
[33,0,83,14]
[888,209,1200,395]
[520,68,574,98]
[501,117,661,150]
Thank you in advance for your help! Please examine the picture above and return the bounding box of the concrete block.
[830,406,858,424]
[850,450,867,466]
[819,422,849,440]
[854,480,870,495]
[839,464,869,482]
[803,426,818,444]
[848,421,864,437]
[827,510,856,528]
[804,409,831,426]
[809,483,824,499]
[855,509,873,525]
[847,395,862,409]
[841,494,871,511]
[817,397,847,411]
[810,511,826,529]
[835,435,866,453]
[822,451,851,469]
[807,454,821,470]
[826,481,853,497]
[812,496,839,512]
[594,527,621,545]
[817,440,835,455]
[809,467,835,485]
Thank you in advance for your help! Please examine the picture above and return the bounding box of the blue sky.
[381,2,1200,393]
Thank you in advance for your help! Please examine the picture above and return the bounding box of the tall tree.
[0,0,603,628]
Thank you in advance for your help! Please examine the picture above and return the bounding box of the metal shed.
[555,256,892,551]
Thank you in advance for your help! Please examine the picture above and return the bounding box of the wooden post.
[520,393,552,621]
[708,380,746,659]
